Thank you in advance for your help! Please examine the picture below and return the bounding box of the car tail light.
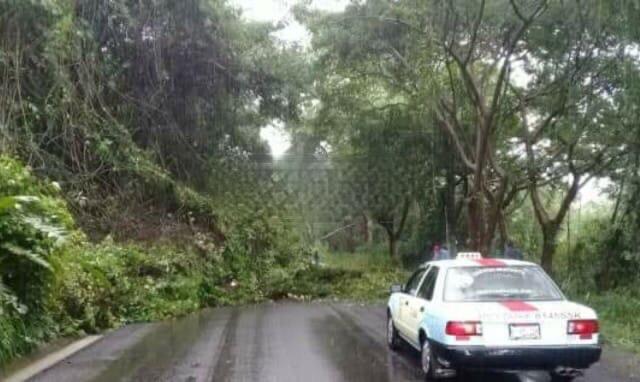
[567,319,599,339]
[446,321,483,338]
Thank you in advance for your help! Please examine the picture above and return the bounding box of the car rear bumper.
[431,341,601,370]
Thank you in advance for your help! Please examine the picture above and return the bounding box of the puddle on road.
[311,306,551,382]
[24,302,562,382]
[210,308,241,380]
[311,312,423,381]
[90,308,232,382]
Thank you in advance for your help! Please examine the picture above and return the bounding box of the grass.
[270,245,409,302]
[322,246,398,271]
[321,247,409,300]
[575,290,640,354]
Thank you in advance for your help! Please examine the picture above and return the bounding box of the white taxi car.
[387,253,601,381]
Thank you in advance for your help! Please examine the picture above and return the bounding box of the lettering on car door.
[409,266,439,343]
[398,268,427,337]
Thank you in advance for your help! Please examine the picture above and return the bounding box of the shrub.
[0,157,72,364]
[575,288,640,353]
[0,157,71,313]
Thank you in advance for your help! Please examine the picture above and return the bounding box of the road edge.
[4,335,103,382]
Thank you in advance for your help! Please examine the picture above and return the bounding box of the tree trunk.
[377,198,410,259]
[363,213,373,244]
[467,192,483,251]
[524,116,581,275]
[540,224,560,274]
[444,155,458,252]
[388,234,398,259]
[497,212,508,253]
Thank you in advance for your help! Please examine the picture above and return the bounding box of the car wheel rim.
[421,341,431,374]
[387,318,394,344]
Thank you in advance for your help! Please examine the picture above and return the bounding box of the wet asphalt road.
[29,301,639,382]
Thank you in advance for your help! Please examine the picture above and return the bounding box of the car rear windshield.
[444,266,563,302]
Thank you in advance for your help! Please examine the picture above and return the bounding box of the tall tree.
[300,0,636,268]
[513,0,632,272]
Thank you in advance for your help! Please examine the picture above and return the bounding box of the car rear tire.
[550,376,575,382]
[420,339,437,380]
[549,374,576,382]
[387,316,401,350]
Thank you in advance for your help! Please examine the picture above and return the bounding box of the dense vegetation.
[285,0,640,351]
[1,0,640,366]
[0,0,312,364]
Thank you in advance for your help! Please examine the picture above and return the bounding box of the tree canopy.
[2,0,640,292]
[288,0,640,273]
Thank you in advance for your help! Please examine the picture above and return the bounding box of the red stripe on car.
[500,300,538,312]
[474,258,506,267]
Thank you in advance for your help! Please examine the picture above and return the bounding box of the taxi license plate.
[509,324,540,340]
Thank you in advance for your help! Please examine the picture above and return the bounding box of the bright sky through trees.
[234,0,607,202]
[233,0,348,159]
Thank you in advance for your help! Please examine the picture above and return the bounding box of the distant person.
[433,243,452,260]
[442,245,452,260]
[432,243,441,261]
[504,241,523,260]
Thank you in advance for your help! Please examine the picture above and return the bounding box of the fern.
[0,194,66,316]
[1,243,52,270]
[0,195,67,247]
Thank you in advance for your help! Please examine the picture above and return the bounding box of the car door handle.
[404,301,409,306]
[419,306,425,312]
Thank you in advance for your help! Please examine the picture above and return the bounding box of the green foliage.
[2,0,640,366]
[575,289,640,353]
[266,267,363,300]
[273,245,410,301]
[320,246,409,300]
[265,263,407,302]
[323,245,396,271]
[0,225,308,365]
[0,155,310,365]
[0,157,70,314]
[509,202,640,353]
[0,0,308,242]
[0,0,312,366]
[0,156,72,364]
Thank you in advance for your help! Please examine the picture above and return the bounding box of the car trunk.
[460,300,586,347]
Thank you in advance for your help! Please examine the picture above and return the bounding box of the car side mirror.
[390,284,403,294]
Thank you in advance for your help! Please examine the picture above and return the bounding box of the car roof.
[420,258,538,270]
